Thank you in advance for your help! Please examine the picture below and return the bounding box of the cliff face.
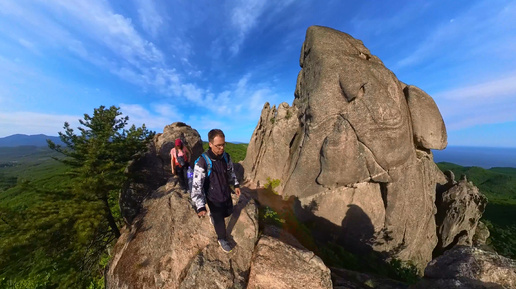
[243,26,449,270]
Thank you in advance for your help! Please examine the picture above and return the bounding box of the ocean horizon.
[432,146,516,169]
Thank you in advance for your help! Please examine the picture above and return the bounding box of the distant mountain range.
[0,134,63,147]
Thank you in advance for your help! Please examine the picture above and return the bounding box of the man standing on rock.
[191,129,241,253]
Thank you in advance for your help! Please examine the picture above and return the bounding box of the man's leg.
[182,164,189,192]
[176,166,186,189]
[207,199,232,252]
[210,210,227,240]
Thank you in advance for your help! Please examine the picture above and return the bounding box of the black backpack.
[175,148,186,167]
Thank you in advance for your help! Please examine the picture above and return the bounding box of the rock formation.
[106,26,505,288]
[434,176,488,257]
[120,122,203,224]
[243,26,449,270]
[107,185,333,288]
[107,123,333,289]
[411,246,516,289]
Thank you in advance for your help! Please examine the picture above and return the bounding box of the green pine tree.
[48,105,154,239]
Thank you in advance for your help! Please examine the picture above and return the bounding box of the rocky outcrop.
[331,268,408,289]
[411,246,516,289]
[247,235,332,289]
[242,25,448,270]
[244,102,299,185]
[155,122,204,168]
[107,180,260,289]
[120,122,203,224]
[109,177,333,288]
[405,85,447,150]
[434,176,488,256]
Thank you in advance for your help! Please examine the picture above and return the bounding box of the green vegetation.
[257,178,420,284]
[3,129,514,287]
[201,141,248,163]
[437,162,516,259]
[0,106,154,288]
[263,177,281,192]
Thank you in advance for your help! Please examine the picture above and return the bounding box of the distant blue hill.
[0,134,63,147]
[433,146,516,169]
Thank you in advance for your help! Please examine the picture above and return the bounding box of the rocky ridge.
[106,26,516,288]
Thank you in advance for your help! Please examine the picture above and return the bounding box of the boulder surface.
[243,25,448,270]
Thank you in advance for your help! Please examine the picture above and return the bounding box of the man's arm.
[191,158,207,216]
[227,154,241,197]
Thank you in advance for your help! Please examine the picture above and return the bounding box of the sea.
[432,146,516,169]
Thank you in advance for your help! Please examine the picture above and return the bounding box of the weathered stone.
[155,122,204,168]
[243,25,448,270]
[106,183,259,289]
[331,267,408,289]
[404,85,447,150]
[243,102,299,188]
[411,246,516,289]
[473,221,490,247]
[247,235,332,289]
[434,179,488,256]
[120,122,203,225]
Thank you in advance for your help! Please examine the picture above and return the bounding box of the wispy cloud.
[434,72,516,130]
[229,0,295,55]
[230,0,268,54]
[135,0,164,37]
[394,2,516,69]
[120,103,183,130]
[435,73,516,102]
[0,112,82,137]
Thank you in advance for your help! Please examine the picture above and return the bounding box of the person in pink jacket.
[171,138,190,192]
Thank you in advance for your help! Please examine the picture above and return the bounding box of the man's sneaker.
[218,238,232,253]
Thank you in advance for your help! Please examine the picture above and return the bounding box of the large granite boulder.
[242,25,449,270]
[247,235,332,289]
[244,102,299,184]
[107,183,333,288]
[107,182,260,289]
[411,246,516,289]
[155,122,204,169]
[120,122,203,225]
[434,176,488,257]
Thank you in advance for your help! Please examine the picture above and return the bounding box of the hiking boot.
[218,238,232,253]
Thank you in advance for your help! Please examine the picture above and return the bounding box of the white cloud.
[434,73,516,130]
[228,0,295,55]
[446,108,515,131]
[181,83,204,104]
[0,112,81,137]
[17,38,39,54]
[119,103,183,132]
[230,0,268,54]
[135,0,164,37]
[395,2,516,69]
[435,73,516,101]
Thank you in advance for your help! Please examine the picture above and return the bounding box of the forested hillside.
[437,162,516,258]
[0,139,247,288]
[1,141,514,288]
[1,106,154,288]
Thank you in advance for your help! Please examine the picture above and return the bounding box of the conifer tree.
[48,105,154,238]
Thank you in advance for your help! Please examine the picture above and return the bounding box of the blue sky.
[0,0,515,147]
